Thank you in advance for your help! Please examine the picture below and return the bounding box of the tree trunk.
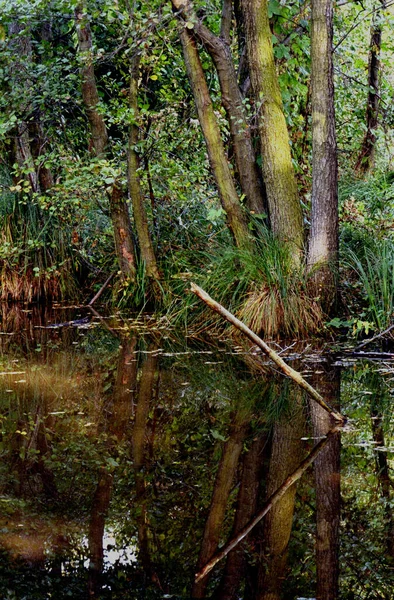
[355,2,385,174]
[75,3,136,282]
[74,5,108,156]
[172,2,252,250]
[174,0,267,217]
[307,0,338,311]
[242,0,304,263]
[109,183,137,282]
[128,56,160,280]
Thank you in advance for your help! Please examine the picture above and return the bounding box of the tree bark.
[307,0,338,311]
[242,0,304,263]
[355,2,385,174]
[75,3,136,282]
[171,2,252,250]
[174,0,267,217]
[128,55,160,280]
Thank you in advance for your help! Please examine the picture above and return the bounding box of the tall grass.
[0,173,77,301]
[346,240,394,330]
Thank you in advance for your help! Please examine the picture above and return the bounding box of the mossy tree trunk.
[173,0,266,217]
[242,0,304,263]
[128,55,160,281]
[172,0,252,250]
[307,0,338,311]
[75,4,136,282]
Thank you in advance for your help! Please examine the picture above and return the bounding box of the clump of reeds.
[238,283,323,339]
[0,265,72,302]
[169,224,324,339]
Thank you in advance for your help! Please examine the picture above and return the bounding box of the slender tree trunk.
[8,23,39,194]
[74,5,108,156]
[192,415,249,598]
[174,0,266,217]
[355,2,385,174]
[307,0,338,311]
[29,120,54,192]
[128,56,160,280]
[171,2,252,250]
[75,4,136,282]
[242,0,304,263]
[310,365,341,600]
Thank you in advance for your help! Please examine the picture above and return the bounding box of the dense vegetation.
[0,0,394,338]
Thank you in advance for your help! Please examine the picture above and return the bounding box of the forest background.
[1,0,394,340]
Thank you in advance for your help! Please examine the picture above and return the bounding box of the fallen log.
[190,283,345,423]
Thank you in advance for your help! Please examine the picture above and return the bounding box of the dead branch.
[354,323,394,351]
[190,283,345,423]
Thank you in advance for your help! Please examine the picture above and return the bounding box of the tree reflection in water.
[0,306,394,598]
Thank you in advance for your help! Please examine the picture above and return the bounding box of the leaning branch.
[354,323,394,351]
[195,425,341,582]
[190,283,345,423]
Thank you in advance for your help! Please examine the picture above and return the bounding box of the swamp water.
[0,305,393,600]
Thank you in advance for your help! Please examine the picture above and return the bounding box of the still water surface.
[0,305,393,599]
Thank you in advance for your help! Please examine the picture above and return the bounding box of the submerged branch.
[195,426,342,582]
[190,283,345,422]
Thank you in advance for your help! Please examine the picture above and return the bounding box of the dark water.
[0,304,393,599]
